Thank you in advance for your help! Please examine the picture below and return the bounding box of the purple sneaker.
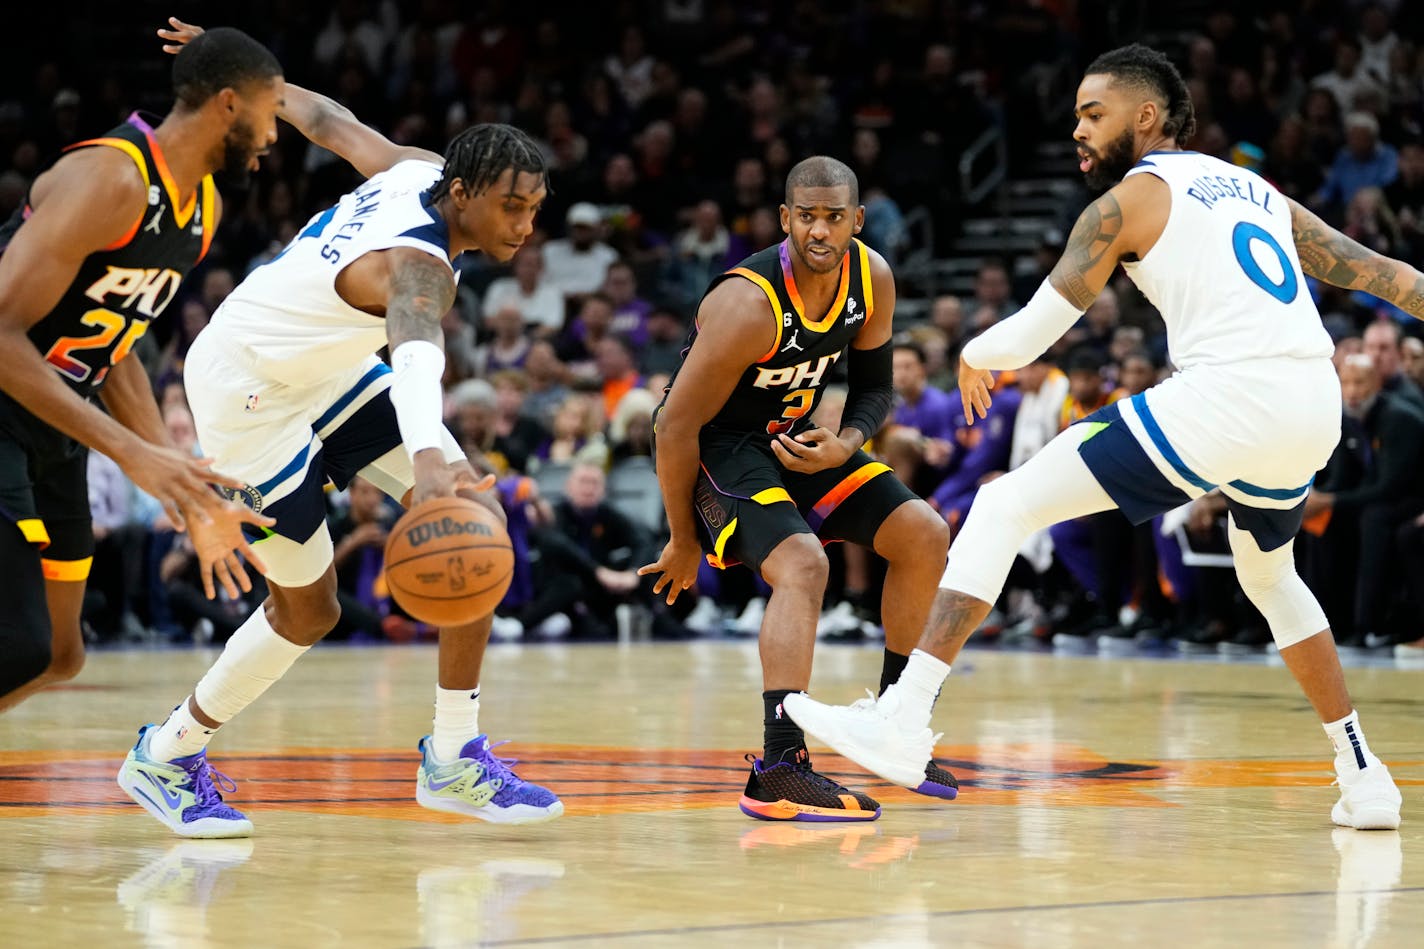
[117,725,253,838]
[416,735,564,824]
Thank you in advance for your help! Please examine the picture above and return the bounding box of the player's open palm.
[186,501,275,600]
[121,443,249,533]
[639,537,702,604]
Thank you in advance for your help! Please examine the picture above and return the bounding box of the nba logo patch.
[245,394,260,412]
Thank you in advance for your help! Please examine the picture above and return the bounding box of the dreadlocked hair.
[431,124,549,202]
[1086,44,1198,147]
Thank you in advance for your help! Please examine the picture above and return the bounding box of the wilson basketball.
[383,496,513,627]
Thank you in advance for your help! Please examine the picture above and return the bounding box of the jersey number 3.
[767,388,815,436]
[44,307,149,386]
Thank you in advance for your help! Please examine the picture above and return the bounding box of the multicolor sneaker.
[416,735,564,825]
[738,753,881,822]
[918,760,960,799]
[116,724,253,839]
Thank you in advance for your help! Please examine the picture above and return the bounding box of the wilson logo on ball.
[405,517,493,547]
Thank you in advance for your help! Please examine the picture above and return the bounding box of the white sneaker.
[530,613,571,639]
[816,601,861,639]
[782,686,938,790]
[1332,763,1402,830]
[490,615,524,641]
[684,597,723,634]
[730,598,766,636]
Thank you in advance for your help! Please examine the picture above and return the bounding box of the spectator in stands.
[1315,112,1399,214]
[671,199,736,311]
[1265,117,1324,202]
[483,246,566,338]
[557,291,616,384]
[890,339,959,495]
[603,260,652,347]
[448,378,533,476]
[489,369,549,473]
[536,394,607,468]
[1385,141,1424,257]
[1311,37,1385,115]
[594,334,644,421]
[1401,335,1424,388]
[329,476,403,640]
[542,202,619,301]
[967,258,1018,324]
[521,340,572,429]
[640,306,688,378]
[472,302,532,376]
[515,462,645,639]
[608,387,657,466]
[1362,319,1424,412]
[1304,353,1424,647]
[1117,350,1157,397]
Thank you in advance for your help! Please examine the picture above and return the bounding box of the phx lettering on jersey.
[405,516,493,547]
[752,352,842,390]
[321,187,383,264]
[84,265,183,318]
[1185,174,1273,213]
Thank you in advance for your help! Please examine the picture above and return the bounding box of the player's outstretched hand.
[121,443,250,534]
[187,500,275,600]
[771,425,853,474]
[157,16,203,54]
[958,357,994,425]
[638,537,702,605]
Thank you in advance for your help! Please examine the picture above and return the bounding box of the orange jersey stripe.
[811,461,891,524]
[65,137,150,250]
[727,267,784,362]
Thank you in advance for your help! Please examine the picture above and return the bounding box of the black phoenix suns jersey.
[672,238,876,437]
[0,112,215,396]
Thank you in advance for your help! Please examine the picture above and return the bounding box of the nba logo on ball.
[384,497,514,627]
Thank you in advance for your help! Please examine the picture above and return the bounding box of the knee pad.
[1228,521,1327,649]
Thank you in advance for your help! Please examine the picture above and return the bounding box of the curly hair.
[1086,44,1198,147]
[431,124,548,202]
[172,28,282,108]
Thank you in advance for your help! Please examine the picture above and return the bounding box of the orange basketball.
[383,496,513,627]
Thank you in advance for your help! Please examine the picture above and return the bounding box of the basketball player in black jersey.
[0,29,286,710]
[643,158,957,820]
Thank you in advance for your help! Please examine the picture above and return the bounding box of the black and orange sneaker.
[738,754,881,822]
[914,760,959,799]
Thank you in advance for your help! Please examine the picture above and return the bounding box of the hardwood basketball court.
[2,640,1420,947]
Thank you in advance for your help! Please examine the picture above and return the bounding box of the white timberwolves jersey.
[1122,151,1333,369]
[212,159,455,387]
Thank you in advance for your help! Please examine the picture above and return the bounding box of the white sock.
[1323,709,1381,772]
[894,649,951,730]
[147,697,216,762]
[432,686,481,762]
[149,608,310,762]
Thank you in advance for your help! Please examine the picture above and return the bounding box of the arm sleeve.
[841,340,895,440]
[960,280,1084,371]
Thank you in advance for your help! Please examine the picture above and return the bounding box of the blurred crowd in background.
[4,1,1424,656]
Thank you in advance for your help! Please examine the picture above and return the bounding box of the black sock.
[880,648,910,696]
[762,689,806,765]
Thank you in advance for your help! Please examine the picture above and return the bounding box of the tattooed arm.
[961,176,1164,374]
[1288,198,1424,319]
[383,250,458,350]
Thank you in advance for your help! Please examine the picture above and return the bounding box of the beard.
[792,235,845,274]
[219,118,262,185]
[1083,126,1137,191]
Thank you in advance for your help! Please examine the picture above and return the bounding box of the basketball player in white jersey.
[786,45,1419,830]
[116,20,562,837]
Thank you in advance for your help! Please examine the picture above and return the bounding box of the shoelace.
[185,759,238,807]
[473,740,526,790]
